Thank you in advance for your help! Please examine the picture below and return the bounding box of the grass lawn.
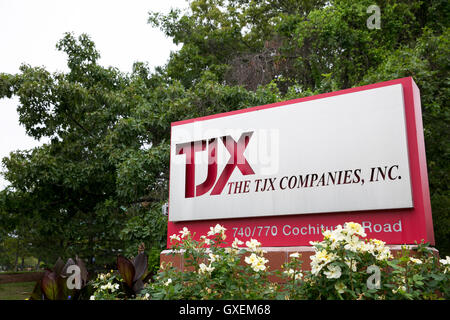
[0,281,35,300]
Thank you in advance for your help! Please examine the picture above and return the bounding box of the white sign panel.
[169,84,413,222]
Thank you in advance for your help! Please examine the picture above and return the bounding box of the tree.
[0,32,281,268]
[149,0,449,254]
[0,33,165,266]
[0,0,448,265]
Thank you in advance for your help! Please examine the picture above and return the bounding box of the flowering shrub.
[383,244,450,299]
[140,224,277,299]
[89,222,449,300]
[280,222,449,300]
[90,271,123,300]
[300,222,395,299]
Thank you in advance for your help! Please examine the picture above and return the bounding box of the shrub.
[29,257,88,300]
[89,271,123,300]
[294,223,449,300]
[88,222,450,300]
[139,225,277,299]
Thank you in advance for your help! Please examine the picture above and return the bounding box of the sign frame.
[166,77,434,247]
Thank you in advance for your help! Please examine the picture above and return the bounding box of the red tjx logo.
[176,132,255,197]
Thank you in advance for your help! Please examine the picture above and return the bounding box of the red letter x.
[210,132,255,195]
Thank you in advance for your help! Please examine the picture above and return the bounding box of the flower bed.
[89,222,449,300]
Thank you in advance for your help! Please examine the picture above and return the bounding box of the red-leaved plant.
[117,252,150,297]
[29,257,88,300]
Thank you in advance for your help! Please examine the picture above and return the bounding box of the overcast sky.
[0,0,187,189]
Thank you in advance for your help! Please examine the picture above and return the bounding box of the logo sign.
[175,131,255,198]
[167,77,434,247]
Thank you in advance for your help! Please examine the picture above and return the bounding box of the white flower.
[251,261,268,272]
[365,239,392,261]
[245,239,262,252]
[328,227,346,245]
[90,295,95,300]
[214,224,226,234]
[284,268,302,280]
[310,261,324,276]
[200,235,212,245]
[179,227,190,238]
[208,253,221,263]
[207,224,227,239]
[204,238,211,245]
[252,257,269,272]
[409,257,422,264]
[232,238,244,249]
[310,248,339,276]
[335,282,347,294]
[344,222,367,237]
[100,282,119,292]
[344,259,358,272]
[313,249,337,264]
[142,293,150,300]
[207,227,215,237]
[245,253,258,265]
[392,285,407,294]
[164,278,172,286]
[322,229,332,239]
[169,234,181,242]
[361,241,375,254]
[284,268,295,276]
[244,253,268,272]
[329,225,344,241]
[440,257,450,274]
[198,263,215,274]
[289,252,300,259]
[375,247,393,261]
[324,264,342,279]
[343,235,362,253]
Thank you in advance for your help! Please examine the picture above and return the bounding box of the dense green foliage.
[0,0,448,270]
